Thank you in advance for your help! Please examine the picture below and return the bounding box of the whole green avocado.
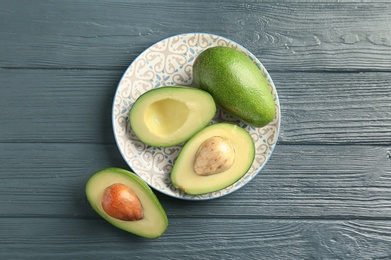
[193,46,275,127]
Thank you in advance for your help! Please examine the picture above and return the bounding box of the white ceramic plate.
[112,33,280,200]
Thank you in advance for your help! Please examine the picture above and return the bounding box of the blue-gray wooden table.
[1,1,391,259]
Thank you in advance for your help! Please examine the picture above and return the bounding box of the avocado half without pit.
[129,86,216,147]
[171,123,255,195]
[85,168,168,239]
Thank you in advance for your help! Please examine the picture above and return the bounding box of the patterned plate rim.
[112,32,281,200]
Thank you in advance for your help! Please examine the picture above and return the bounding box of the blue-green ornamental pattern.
[112,33,281,200]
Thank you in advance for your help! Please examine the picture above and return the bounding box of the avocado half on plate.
[170,123,255,195]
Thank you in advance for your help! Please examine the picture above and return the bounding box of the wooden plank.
[1,69,390,144]
[1,143,390,218]
[1,217,391,259]
[0,69,122,144]
[1,1,391,71]
[278,71,391,145]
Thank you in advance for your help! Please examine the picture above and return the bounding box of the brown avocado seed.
[193,136,235,176]
[101,183,143,221]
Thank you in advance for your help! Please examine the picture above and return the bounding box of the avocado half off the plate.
[85,168,168,239]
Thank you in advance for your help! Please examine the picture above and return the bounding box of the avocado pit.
[194,136,235,176]
[101,183,143,221]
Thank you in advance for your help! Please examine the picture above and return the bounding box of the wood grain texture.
[1,1,391,71]
[0,69,120,144]
[1,69,390,144]
[1,218,391,260]
[1,0,391,258]
[278,71,391,145]
[1,143,390,218]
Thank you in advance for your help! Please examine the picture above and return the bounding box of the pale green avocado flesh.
[129,86,216,147]
[193,46,275,128]
[170,123,255,195]
[85,168,168,239]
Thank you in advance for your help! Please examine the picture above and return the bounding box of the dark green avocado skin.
[193,46,275,127]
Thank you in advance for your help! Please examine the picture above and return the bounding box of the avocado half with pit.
[129,86,216,147]
[171,123,255,195]
[85,168,168,239]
